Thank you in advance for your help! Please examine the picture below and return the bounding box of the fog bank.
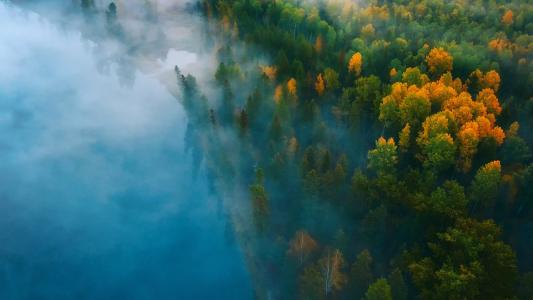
[0,3,251,299]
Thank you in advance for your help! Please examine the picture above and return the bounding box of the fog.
[0,2,250,299]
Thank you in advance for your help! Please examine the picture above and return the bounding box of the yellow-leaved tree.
[426,47,453,76]
[287,78,297,98]
[315,73,325,96]
[348,52,363,76]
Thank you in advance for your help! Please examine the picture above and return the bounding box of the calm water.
[0,3,251,299]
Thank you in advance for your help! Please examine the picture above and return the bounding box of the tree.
[318,248,346,296]
[477,88,501,116]
[501,136,532,165]
[350,249,374,299]
[515,164,533,216]
[361,23,376,39]
[288,230,319,265]
[379,82,407,128]
[260,65,277,81]
[106,2,117,24]
[482,70,501,92]
[323,68,340,91]
[501,10,513,26]
[470,161,501,213]
[348,52,363,76]
[426,48,453,76]
[402,67,429,87]
[368,137,398,175]
[220,80,235,125]
[343,76,383,129]
[390,68,398,79]
[315,35,323,53]
[303,169,321,196]
[388,269,408,300]
[399,123,410,151]
[274,84,283,104]
[287,78,297,98]
[422,133,456,172]
[333,155,348,190]
[416,180,468,220]
[457,122,480,172]
[364,278,392,300]
[238,108,248,135]
[249,168,269,230]
[315,73,325,96]
[517,272,533,300]
[409,218,517,300]
[399,92,431,129]
[299,264,324,300]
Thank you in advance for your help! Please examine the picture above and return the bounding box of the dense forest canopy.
[77,0,532,299]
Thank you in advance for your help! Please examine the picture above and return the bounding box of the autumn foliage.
[348,52,363,76]
[315,73,325,96]
[426,47,453,76]
[287,78,297,97]
[288,230,318,264]
[501,10,513,26]
[260,65,277,81]
[379,52,505,172]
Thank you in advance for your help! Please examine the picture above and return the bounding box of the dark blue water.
[0,4,251,299]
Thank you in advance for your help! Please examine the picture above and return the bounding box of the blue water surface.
[0,3,251,299]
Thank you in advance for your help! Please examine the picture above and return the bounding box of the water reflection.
[0,3,251,299]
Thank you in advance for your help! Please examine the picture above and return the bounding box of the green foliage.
[399,93,431,128]
[364,278,392,300]
[323,68,339,91]
[410,219,517,300]
[414,180,468,220]
[470,162,501,213]
[422,134,457,172]
[350,249,374,299]
[515,164,533,216]
[250,168,268,230]
[299,264,324,300]
[501,136,532,165]
[368,138,398,175]
[388,269,408,300]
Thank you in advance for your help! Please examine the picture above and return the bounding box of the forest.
[6,0,532,299]
[175,0,533,299]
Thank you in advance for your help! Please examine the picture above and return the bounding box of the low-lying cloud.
[0,3,251,299]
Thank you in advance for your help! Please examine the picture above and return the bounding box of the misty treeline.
[84,0,532,299]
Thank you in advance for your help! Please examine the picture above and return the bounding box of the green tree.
[420,180,468,220]
[350,249,374,299]
[409,218,517,300]
[501,136,532,165]
[299,264,324,300]
[249,168,269,231]
[470,161,501,213]
[323,68,340,91]
[364,278,392,300]
[368,137,398,175]
[515,164,533,216]
[399,93,431,128]
[388,268,408,300]
[422,134,456,172]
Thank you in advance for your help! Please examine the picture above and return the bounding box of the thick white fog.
[0,3,188,155]
[0,3,250,299]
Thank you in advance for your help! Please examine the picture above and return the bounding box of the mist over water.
[0,3,251,299]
